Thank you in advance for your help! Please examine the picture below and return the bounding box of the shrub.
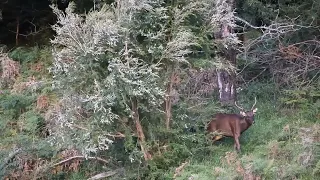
[0,93,35,116]
[18,110,45,135]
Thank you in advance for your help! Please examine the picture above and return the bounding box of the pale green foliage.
[210,0,241,47]
[163,1,204,64]
[48,1,165,155]
[165,30,196,63]
[107,57,163,107]
[48,0,212,158]
[50,3,119,68]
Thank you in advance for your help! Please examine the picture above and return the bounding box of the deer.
[206,97,257,152]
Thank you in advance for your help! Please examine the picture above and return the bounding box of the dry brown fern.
[36,95,49,111]
[0,53,20,87]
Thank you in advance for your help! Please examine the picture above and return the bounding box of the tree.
[48,1,165,161]
[48,0,209,161]
[211,0,239,104]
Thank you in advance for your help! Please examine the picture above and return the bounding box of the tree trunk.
[164,70,175,129]
[217,69,236,104]
[16,16,19,46]
[215,0,237,104]
[131,97,152,161]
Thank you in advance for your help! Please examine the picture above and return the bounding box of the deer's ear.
[240,111,246,116]
[252,108,258,114]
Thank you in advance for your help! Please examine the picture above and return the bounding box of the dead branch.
[106,132,126,138]
[8,27,51,37]
[131,97,152,161]
[235,14,320,87]
[235,16,314,53]
[173,160,189,179]
[53,156,109,167]
[31,155,109,180]
[36,95,49,110]
[182,68,217,99]
[87,168,124,180]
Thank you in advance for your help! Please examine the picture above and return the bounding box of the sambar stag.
[206,97,258,152]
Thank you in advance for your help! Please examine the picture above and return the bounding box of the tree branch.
[106,132,126,138]
[87,168,124,180]
[53,156,109,167]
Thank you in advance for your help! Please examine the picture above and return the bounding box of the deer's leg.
[234,135,241,152]
[231,123,241,152]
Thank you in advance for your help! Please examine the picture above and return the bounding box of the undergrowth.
[0,46,55,179]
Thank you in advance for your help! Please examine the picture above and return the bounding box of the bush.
[18,110,45,135]
[0,93,35,116]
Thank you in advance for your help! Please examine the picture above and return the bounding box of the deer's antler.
[251,97,257,110]
[234,101,245,111]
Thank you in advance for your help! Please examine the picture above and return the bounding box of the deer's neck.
[240,117,253,133]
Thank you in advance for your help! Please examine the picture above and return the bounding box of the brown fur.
[206,98,258,152]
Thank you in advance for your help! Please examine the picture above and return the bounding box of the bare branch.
[53,156,109,167]
[235,16,313,32]
[8,27,50,37]
[105,132,126,138]
[235,16,315,54]
[173,160,189,179]
[87,169,123,180]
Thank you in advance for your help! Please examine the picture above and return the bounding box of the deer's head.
[235,97,258,123]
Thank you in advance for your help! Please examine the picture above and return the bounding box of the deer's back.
[207,113,242,137]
